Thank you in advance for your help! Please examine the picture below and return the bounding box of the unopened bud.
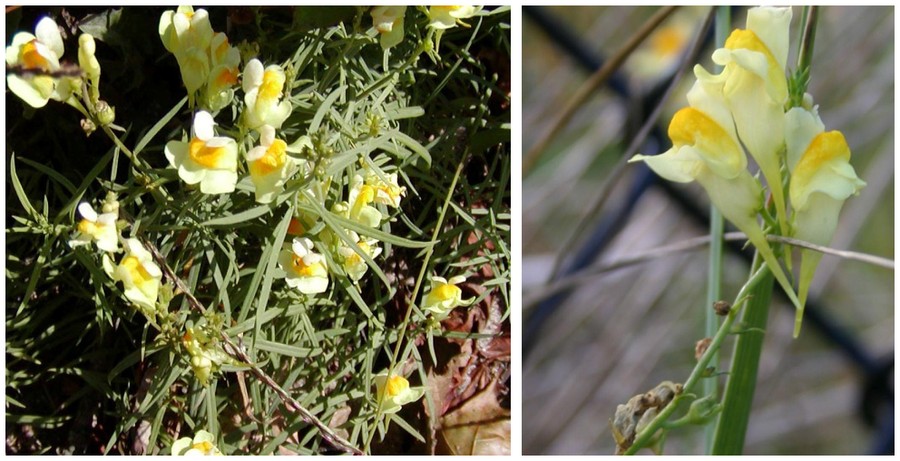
[96,100,116,126]
[713,300,730,316]
[695,337,712,361]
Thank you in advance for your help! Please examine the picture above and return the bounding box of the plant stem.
[703,5,729,453]
[711,252,773,454]
[624,263,771,455]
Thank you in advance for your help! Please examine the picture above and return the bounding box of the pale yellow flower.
[159,6,214,95]
[165,111,239,194]
[422,275,474,319]
[371,6,407,50]
[630,78,801,311]
[278,237,329,294]
[374,371,425,414]
[426,6,483,30]
[346,174,383,227]
[202,32,240,111]
[70,202,119,253]
[104,239,162,311]
[182,327,231,385]
[695,6,793,235]
[5,16,77,108]
[786,106,865,336]
[245,125,298,203]
[172,429,223,456]
[363,165,406,208]
[337,231,382,282]
[242,59,291,129]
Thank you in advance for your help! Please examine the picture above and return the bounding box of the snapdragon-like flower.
[425,6,483,54]
[278,237,329,294]
[786,106,865,336]
[371,6,407,50]
[5,16,77,108]
[182,326,231,385]
[337,231,382,282]
[422,275,474,319]
[245,125,298,203]
[363,165,406,208]
[172,429,223,456]
[426,6,483,30]
[346,174,383,227]
[159,6,214,95]
[165,111,238,194]
[695,6,793,235]
[242,59,291,129]
[104,238,162,311]
[203,32,240,111]
[373,371,425,414]
[630,77,801,311]
[70,202,119,253]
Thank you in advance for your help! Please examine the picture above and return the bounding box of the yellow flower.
[627,8,706,83]
[182,327,231,385]
[425,6,483,54]
[347,174,383,227]
[695,6,793,235]
[245,125,298,203]
[172,429,223,456]
[426,6,483,30]
[70,202,119,253]
[371,6,407,50]
[165,111,238,194]
[159,6,214,95]
[363,165,406,208]
[786,106,865,336]
[5,16,77,108]
[242,59,291,129]
[202,32,240,111]
[278,237,329,294]
[630,78,801,311]
[422,275,474,319]
[104,239,162,311]
[373,371,425,414]
[337,231,382,282]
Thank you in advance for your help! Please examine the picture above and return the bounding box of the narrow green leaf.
[254,338,318,358]
[9,155,39,220]
[18,157,77,194]
[201,204,273,227]
[309,85,346,133]
[134,96,188,156]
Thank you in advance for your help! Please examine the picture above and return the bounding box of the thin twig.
[523,6,679,175]
[526,232,893,309]
[140,237,364,455]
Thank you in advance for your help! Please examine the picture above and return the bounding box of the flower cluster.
[159,6,240,111]
[182,326,232,385]
[368,6,483,54]
[6,16,112,128]
[630,7,865,336]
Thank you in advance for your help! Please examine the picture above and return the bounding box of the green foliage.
[6,6,510,455]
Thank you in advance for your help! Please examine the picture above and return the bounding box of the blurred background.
[522,6,893,455]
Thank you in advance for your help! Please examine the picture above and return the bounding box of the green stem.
[624,263,771,455]
[711,252,773,454]
[704,5,730,453]
[362,149,466,453]
[797,6,818,80]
